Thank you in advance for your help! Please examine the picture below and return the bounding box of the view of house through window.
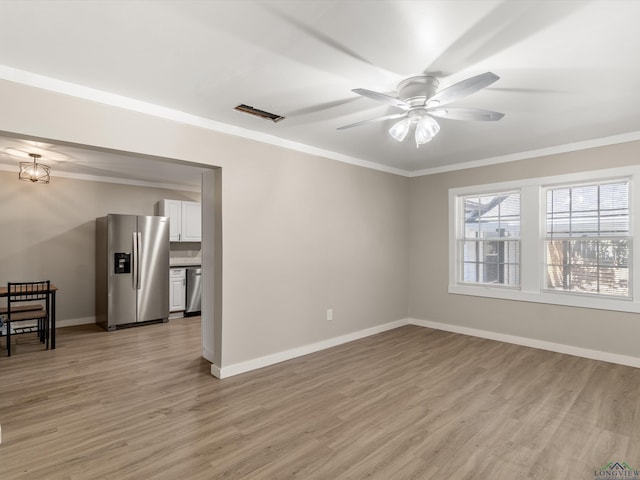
[545,180,630,297]
[461,191,521,286]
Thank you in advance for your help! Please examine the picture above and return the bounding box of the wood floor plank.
[2,321,640,479]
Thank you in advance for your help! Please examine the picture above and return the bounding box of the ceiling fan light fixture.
[388,118,411,142]
[414,115,440,147]
[339,71,503,149]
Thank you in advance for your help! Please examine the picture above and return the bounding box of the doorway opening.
[0,131,222,367]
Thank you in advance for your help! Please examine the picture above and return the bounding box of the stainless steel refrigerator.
[96,214,169,330]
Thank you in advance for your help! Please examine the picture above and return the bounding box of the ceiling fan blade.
[427,107,505,121]
[427,72,500,107]
[337,112,407,130]
[352,88,411,110]
[286,97,360,118]
[425,2,587,76]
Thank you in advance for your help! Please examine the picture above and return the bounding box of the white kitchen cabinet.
[157,199,201,242]
[180,201,202,242]
[169,268,186,312]
[161,199,182,241]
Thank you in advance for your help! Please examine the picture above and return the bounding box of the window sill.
[448,283,639,314]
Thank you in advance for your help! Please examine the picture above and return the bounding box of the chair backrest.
[7,281,51,312]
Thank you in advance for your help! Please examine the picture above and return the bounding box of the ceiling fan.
[337,72,504,147]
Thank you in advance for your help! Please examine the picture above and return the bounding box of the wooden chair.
[2,281,50,356]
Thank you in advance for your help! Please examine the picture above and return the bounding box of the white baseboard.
[210,364,222,379]
[212,319,408,379]
[56,316,96,328]
[206,316,640,379]
[408,318,640,369]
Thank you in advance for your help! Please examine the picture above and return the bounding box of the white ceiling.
[1,0,640,181]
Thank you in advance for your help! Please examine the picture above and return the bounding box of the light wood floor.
[1,319,639,479]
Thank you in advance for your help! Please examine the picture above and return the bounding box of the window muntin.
[544,180,630,297]
[460,191,521,286]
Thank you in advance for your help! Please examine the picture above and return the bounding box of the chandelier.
[19,153,51,184]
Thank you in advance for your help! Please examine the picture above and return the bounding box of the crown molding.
[0,64,408,177]
[2,64,639,180]
[409,131,640,177]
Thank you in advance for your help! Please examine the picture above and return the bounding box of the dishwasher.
[185,268,202,316]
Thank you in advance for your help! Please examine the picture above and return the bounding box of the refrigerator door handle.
[136,232,142,290]
[132,232,138,290]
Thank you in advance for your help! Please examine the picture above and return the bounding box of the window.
[460,191,520,286]
[545,180,630,297]
[449,165,640,314]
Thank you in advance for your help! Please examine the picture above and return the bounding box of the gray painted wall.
[219,150,409,366]
[408,141,640,359]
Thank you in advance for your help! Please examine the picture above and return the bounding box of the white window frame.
[542,179,632,298]
[457,190,521,289]
[448,165,640,314]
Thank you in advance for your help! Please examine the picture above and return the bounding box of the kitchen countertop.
[170,261,202,268]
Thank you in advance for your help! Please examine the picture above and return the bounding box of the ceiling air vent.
[234,104,285,123]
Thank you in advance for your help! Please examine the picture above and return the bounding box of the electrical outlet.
[326,308,333,321]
